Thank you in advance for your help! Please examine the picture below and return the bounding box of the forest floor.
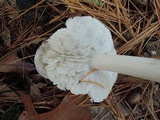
[0,0,160,120]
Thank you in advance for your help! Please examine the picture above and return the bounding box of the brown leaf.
[0,51,35,74]
[25,76,42,99]
[42,94,91,120]
[30,84,42,99]
[18,92,91,120]
[17,91,38,120]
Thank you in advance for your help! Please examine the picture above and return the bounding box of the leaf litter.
[0,51,35,74]
[17,91,91,120]
[0,0,160,120]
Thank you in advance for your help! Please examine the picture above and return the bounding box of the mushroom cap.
[34,16,117,102]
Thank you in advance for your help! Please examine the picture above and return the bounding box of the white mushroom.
[34,16,160,102]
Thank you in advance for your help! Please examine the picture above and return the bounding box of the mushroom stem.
[89,55,160,82]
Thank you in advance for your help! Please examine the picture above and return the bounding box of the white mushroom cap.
[34,42,48,78]
[34,16,117,102]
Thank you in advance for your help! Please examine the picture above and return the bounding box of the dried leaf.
[30,84,42,98]
[17,91,38,120]
[25,77,42,98]
[45,94,91,120]
[18,92,91,120]
[0,51,35,74]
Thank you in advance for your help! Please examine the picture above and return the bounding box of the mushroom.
[34,16,160,102]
